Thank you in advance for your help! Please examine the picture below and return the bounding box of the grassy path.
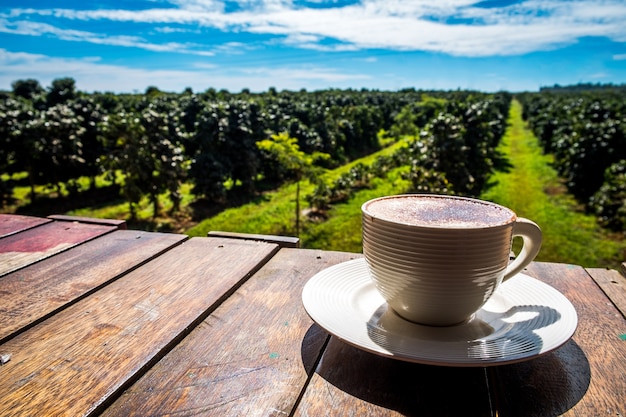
[185,140,410,246]
[481,100,626,268]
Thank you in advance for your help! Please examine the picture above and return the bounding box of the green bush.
[590,160,626,231]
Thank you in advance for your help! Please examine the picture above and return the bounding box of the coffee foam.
[365,195,514,228]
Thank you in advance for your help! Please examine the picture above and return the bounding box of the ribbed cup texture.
[363,214,514,326]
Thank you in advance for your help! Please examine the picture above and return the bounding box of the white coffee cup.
[362,194,542,326]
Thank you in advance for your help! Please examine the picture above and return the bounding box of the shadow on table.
[302,325,590,416]
[487,339,591,416]
[366,303,563,360]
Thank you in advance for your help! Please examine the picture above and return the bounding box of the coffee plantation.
[1,78,624,237]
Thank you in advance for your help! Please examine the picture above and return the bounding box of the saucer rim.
[302,258,578,367]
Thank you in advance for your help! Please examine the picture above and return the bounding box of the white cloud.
[241,65,370,82]
[154,26,201,34]
[212,41,255,54]
[0,18,215,56]
[232,0,626,56]
[589,72,608,79]
[167,0,225,12]
[0,48,369,93]
[3,0,626,57]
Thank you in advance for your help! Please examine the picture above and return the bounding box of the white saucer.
[302,258,578,367]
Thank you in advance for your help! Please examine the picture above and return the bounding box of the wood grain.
[101,248,360,417]
[0,221,115,276]
[295,337,493,417]
[0,213,50,238]
[2,219,625,417]
[490,262,626,416]
[0,237,279,417]
[208,230,300,248]
[47,214,127,230]
[0,229,187,343]
[586,267,626,319]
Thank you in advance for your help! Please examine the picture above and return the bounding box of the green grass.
[480,99,626,268]
[2,170,196,232]
[66,182,198,231]
[186,139,410,246]
[299,167,411,252]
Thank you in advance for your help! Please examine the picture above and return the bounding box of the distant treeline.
[539,82,626,93]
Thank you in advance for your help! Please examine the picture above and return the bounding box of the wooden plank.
[0,237,279,417]
[0,214,51,238]
[0,221,115,276]
[586,267,626,319]
[48,214,127,230]
[208,230,300,248]
[101,249,360,417]
[0,230,187,343]
[489,262,626,416]
[295,337,493,416]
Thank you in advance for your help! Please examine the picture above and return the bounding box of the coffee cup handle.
[502,218,543,281]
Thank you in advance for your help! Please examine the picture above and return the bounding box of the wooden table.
[0,213,625,416]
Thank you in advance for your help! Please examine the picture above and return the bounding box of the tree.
[390,104,419,139]
[186,101,229,201]
[6,97,46,200]
[145,86,162,96]
[12,79,44,100]
[47,77,77,106]
[38,102,86,194]
[98,110,146,219]
[426,112,469,193]
[0,96,27,204]
[220,100,263,195]
[257,132,328,236]
[139,101,187,216]
[590,160,626,231]
[70,96,106,189]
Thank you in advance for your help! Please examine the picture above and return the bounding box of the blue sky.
[1,0,626,94]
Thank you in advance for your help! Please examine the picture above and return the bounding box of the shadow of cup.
[301,329,590,416]
[366,302,562,364]
[487,339,591,416]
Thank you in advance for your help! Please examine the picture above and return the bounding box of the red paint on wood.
[0,214,50,238]
[0,221,114,253]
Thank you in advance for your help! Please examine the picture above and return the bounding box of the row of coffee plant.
[518,90,626,231]
[306,93,512,211]
[1,77,510,217]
